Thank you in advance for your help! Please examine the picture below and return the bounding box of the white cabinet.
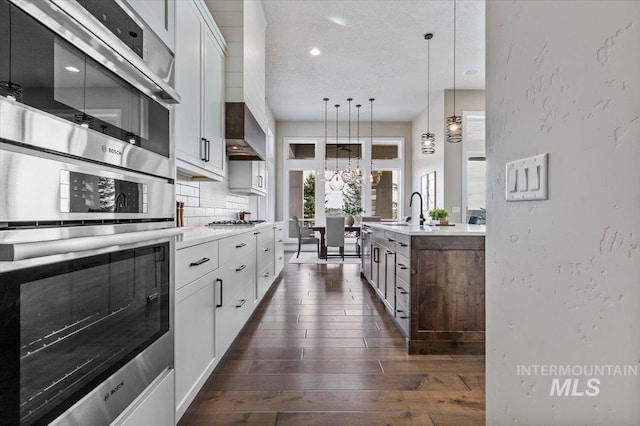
[229,161,266,195]
[255,228,274,301]
[175,0,226,181]
[117,369,174,426]
[274,225,285,277]
[125,0,175,52]
[215,233,256,358]
[174,239,219,419]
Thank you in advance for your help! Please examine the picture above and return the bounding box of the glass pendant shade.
[421,133,436,154]
[341,168,357,185]
[323,168,335,181]
[329,173,345,191]
[446,116,462,143]
[370,170,382,187]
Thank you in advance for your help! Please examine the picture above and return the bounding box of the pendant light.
[369,98,381,187]
[0,6,24,102]
[329,104,345,191]
[421,33,436,154]
[446,0,462,143]
[321,97,334,181]
[355,104,362,178]
[75,56,93,129]
[340,98,357,185]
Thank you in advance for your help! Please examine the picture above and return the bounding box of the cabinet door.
[125,0,175,52]
[255,161,266,192]
[215,267,253,359]
[362,231,371,281]
[202,28,225,175]
[384,251,396,314]
[175,273,216,415]
[175,2,203,166]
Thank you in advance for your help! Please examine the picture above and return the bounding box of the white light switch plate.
[506,153,548,201]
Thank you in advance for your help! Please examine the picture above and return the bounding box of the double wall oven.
[1,0,180,424]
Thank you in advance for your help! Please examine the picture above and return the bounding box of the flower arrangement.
[342,205,365,215]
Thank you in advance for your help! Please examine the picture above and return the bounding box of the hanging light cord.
[335,104,340,170]
[369,98,375,171]
[347,98,352,168]
[324,98,329,171]
[452,0,456,118]
[427,35,431,134]
[356,104,361,169]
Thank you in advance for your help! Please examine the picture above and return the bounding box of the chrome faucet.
[410,192,425,229]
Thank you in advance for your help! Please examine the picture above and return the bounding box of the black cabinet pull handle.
[200,138,207,161]
[236,264,246,272]
[253,231,261,235]
[385,250,394,255]
[235,299,246,308]
[205,139,211,162]
[215,278,223,308]
[258,175,263,188]
[399,243,408,247]
[278,239,283,243]
[387,238,395,242]
[263,271,270,277]
[147,292,159,304]
[264,247,270,252]
[189,257,210,267]
[397,263,408,270]
[236,243,246,248]
[395,286,408,294]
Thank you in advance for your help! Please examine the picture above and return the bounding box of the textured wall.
[486,1,640,425]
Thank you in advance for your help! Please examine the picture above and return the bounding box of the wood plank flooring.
[179,258,485,426]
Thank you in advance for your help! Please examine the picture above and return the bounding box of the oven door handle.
[0,228,183,261]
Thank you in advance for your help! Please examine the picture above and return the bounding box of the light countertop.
[363,222,485,236]
[176,222,284,249]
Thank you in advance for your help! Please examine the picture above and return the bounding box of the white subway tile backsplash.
[176,195,188,204]
[186,197,199,207]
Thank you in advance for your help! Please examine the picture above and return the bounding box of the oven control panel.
[60,170,148,213]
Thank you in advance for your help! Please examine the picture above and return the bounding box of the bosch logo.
[103,381,124,402]
[104,146,123,156]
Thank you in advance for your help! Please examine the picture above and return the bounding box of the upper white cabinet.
[125,0,175,52]
[228,161,266,195]
[175,1,226,181]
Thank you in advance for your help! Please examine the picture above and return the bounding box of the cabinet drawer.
[257,240,273,271]
[176,240,219,290]
[395,237,410,258]
[395,276,410,310]
[395,253,411,283]
[219,232,255,266]
[216,279,252,359]
[254,227,272,248]
[395,295,410,337]
[218,256,255,307]
[257,261,274,301]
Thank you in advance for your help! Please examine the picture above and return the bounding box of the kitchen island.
[361,222,486,354]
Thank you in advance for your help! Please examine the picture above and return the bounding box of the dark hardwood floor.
[179,255,485,426]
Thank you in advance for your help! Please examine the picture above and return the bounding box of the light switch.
[517,167,528,192]
[508,166,517,193]
[506,153,548,201]
[529,165,540,190]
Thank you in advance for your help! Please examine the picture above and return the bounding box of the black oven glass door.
[0,0,169,158]
[0,242,169,426]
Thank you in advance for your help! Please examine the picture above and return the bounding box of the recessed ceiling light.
[309,48,321,56]
[329,16,349,26]
[464,69,480,76]
[65,66,80,73]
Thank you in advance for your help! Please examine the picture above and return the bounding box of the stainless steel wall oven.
[1,0,179,424]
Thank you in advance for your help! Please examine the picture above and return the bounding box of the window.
[288,143,316,159]
[371,170,399,220]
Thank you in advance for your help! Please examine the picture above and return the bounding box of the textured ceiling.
[264,0,485,122]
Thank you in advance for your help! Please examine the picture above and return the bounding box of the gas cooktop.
[206,220,266,227]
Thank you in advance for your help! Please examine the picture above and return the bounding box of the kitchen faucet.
[410,192,425,229]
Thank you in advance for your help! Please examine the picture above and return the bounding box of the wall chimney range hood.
[225,103,266,160]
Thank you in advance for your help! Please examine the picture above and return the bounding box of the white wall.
[486,1,640,425]
[443,89,485,222]
[411,90,445,220]
[275,121,412,221]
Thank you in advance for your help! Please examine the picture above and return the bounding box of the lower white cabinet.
[274,225,285,276]
[117,369,174,426]
[175,271,217,418]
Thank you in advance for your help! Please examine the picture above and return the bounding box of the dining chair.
[325,216,345,260]
[468,216,483,224]
[292,216,319,258]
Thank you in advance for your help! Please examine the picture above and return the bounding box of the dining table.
[309,225,361,259]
